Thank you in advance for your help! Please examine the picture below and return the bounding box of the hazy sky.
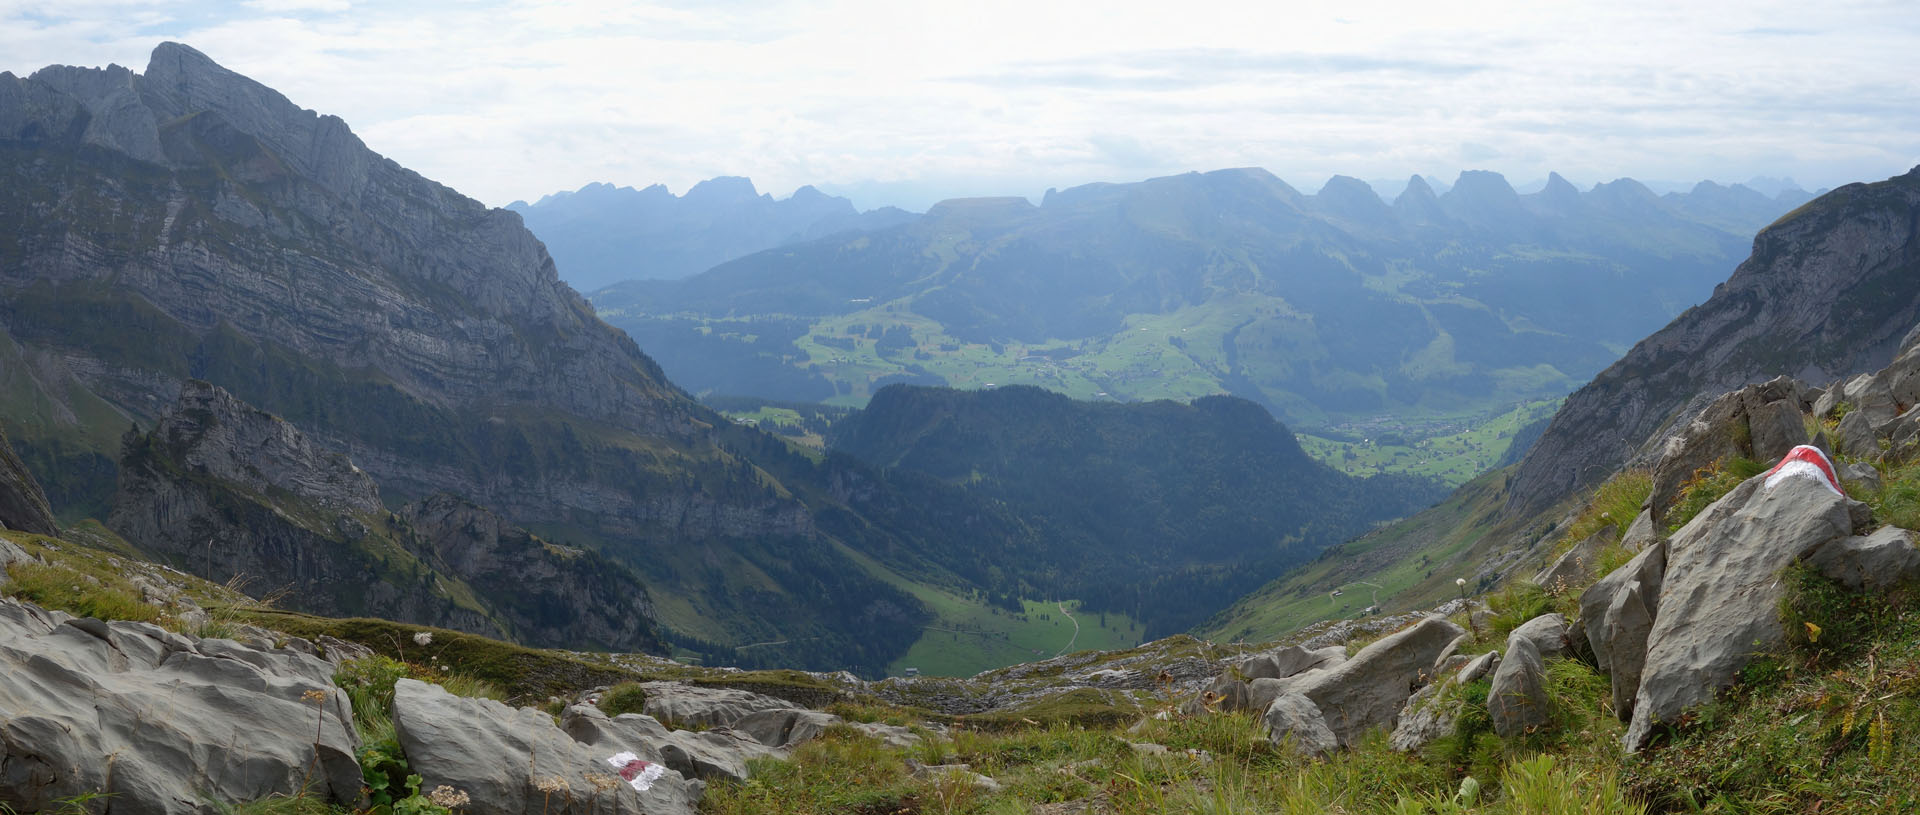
[3,0,1917,210]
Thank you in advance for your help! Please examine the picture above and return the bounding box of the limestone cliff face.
[1508,167,1920,514]
[402,493,662,653]
[109,381,503,635]
[0,426,57,535]
[108,382,665,652]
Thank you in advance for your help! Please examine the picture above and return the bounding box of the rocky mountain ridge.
[508,178,918,291]
[592,164,1814,428]
[1507,166,1920,515]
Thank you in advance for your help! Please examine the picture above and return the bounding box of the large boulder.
[393,679,701,815]
[0,599,361,815]
[731,708,841,749]
[1389,650,1499,753]
[1488,636,1551,739]
[641,682,799,729]
[562,706,777,784]
[1625,473,1864,751]
[1186,644,1346,715]
[1269,616,1465,750]
[1579,539,1669,674]
[1648,378,1807,527]
[1605,581,1656,720]
[1805,526,1920,593]
[1261,692,1339,757]
[1508,613,1572,661]
[1237,644,1346,679]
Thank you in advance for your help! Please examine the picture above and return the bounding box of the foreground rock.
[1488,637,1551,739]
[0,599,361,815]
[640,681,802,728]
[394,679,703,815]
[1264,616,1465,750]
[1390,650,1499,752]
[1805,526,1920,592]
[564,706,777,784]
[1624,472,1864,750]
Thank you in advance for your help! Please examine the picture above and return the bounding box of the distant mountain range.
[0,42,1449,676]
[507,179,916,291]
[1202,165,1920,643]
[587,167,1816,430]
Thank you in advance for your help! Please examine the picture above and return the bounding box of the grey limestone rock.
[1389,650,1500,752]
[1236,644,1346,680]
[1626,474,1863,750]
[1535,526,1614,593]
[0,598,361,815]
[640,682,800,729]
[1605,581,1656,720]
[1580,538,1668,674]
[1805,526,1920,593]
[732,708,840,749]
[393,679,700,815]
[1273,616,1466,750]
[0,427,57,536]
[562,706,775,784]
[1488,636,1551,739]
[1261,692,1339,756]
[1508,613,1572,662]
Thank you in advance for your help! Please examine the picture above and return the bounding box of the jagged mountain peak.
[684,174,764,203]
[1507,164,1920,513]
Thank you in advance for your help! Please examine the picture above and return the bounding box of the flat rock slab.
[563,706,777,784]
[395,679,701,815]
[0,599,360,815]
[640,681,799,729]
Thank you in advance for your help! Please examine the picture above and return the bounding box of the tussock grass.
[3,559,161,624]
[1665,457,1764,533]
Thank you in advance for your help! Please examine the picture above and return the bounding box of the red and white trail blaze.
[1762,444,1844,496]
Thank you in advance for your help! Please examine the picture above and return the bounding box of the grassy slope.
[1299,398,1561,486]
[829,541,1142,678]
[1197,469,1521,643]
[605,286,1582,425]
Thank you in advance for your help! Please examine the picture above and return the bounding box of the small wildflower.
[427,786,470,808]
[414,631,434,646]
[301,689,329,704]
[535,777,568,794]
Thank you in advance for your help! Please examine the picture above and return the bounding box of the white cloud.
[1,0,1915,209]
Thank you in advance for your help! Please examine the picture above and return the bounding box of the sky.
[2,0,1917,212]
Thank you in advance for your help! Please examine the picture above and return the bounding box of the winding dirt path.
[1053,601,1081,657]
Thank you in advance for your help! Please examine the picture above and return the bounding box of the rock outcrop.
[1804,526,1920,592]
[1488,636,1551,739]
[1263,616,1465,750]
[0,598,362,815]
[402,495,662,653]
[1389,650,1499,752]
[563,706,778,784]
[393,679,702,815]
[108,382,502,635]
[0,427,57,536]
